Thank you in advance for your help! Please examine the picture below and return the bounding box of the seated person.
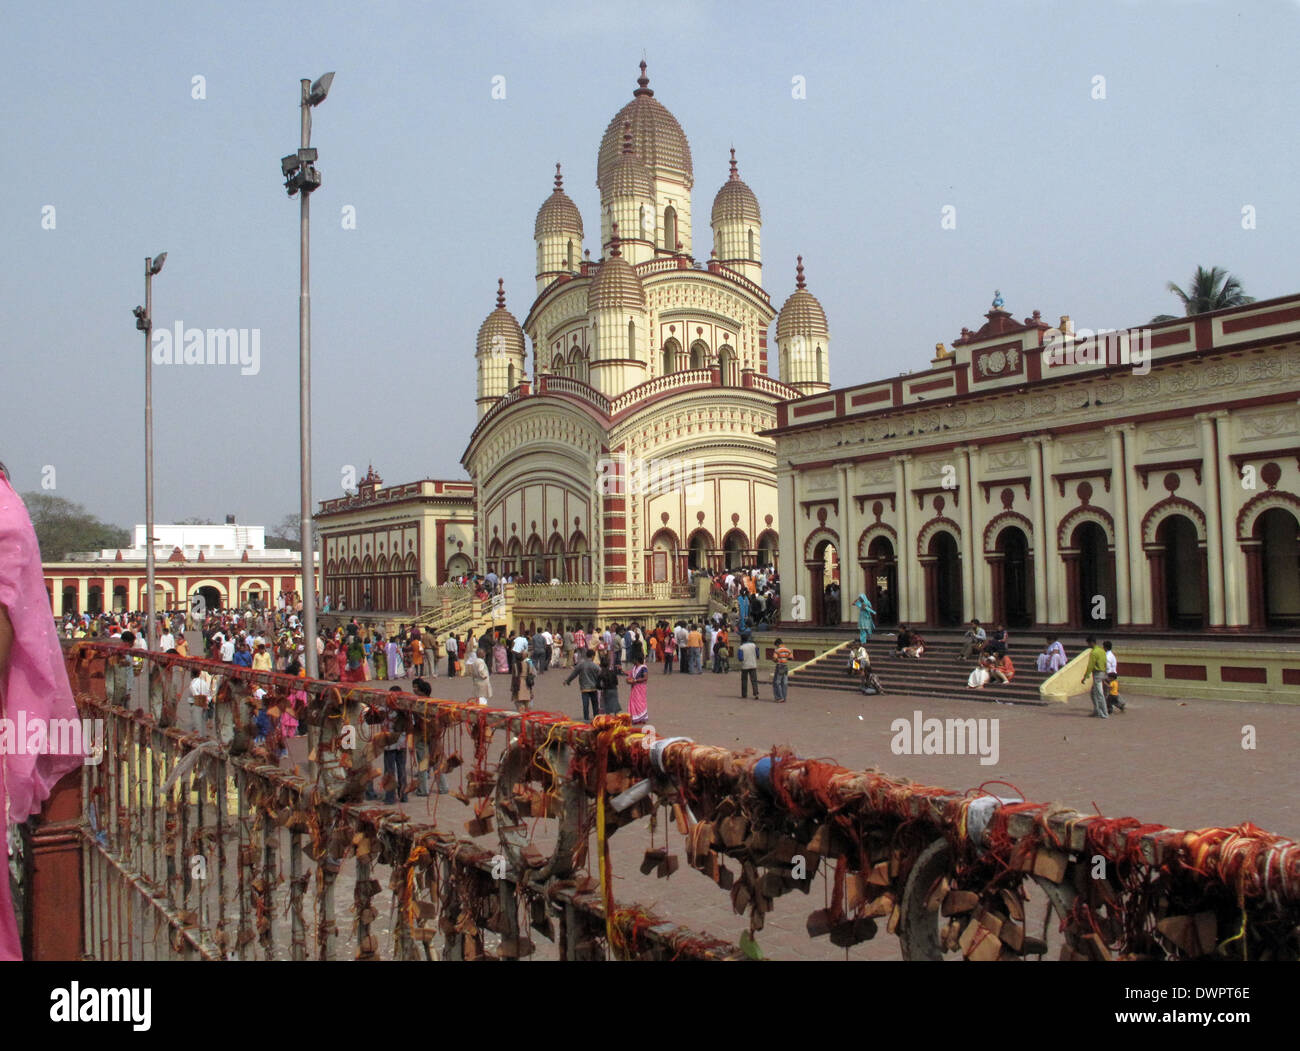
[902,630,926,659]
[959,620,987,660]
[894,626,912,657]
[981,624,1008,659]
[1036,635,1067,673]
[967,657,993,690]
[990,652,1015,683]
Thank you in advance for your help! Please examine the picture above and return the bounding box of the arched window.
[566,239,574,270]
[639,205,648,241]
[537,243,543,274]
[627,318,636,358]
[690,340,708,370]
[552,353,565,376]
[663,205,678,251]
[718,345,737,386]
[661,338,680,376]
[747,228,755,259]
[816,345,824,380]
[507,363,515,389]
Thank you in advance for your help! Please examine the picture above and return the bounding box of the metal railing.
[63,640,1300,961]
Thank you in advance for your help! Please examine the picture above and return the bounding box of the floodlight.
[150,252,167,275]
[308,72,335,106]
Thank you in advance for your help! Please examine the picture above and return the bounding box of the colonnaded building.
[318,63,827,609]
[771,293,1300,635]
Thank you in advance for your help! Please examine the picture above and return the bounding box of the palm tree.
[1151,266,1254,322]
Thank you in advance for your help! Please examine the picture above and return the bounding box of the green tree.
[22,492,130,560]
[1151,266,1255,322]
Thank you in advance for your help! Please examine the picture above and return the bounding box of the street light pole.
[135,252,166,650]
[283,72,333,678]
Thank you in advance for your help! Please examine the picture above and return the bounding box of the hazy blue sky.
[4,1,1297,535]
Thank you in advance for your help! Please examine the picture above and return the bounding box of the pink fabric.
[626,664,648,724]
[1,477,84,959]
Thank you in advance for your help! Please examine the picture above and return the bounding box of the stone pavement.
[358,659,1299,960]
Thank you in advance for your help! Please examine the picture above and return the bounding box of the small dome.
[477,279,526,358]
[597,62,693,191]
[606,121,654,200]
[534,163,584,239]
[711,149,761,225]
[587,224,646,311]
[776,257,829,340]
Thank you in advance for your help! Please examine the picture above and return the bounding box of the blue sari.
[854,594,876,643]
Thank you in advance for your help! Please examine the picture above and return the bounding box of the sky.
[3,0,1297,534]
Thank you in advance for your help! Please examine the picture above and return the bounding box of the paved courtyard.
[357,656,1299,960]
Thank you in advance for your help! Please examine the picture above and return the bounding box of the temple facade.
[770,293,1300,633]
[460,62,826,587]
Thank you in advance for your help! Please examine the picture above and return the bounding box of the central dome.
[597,62,693,192]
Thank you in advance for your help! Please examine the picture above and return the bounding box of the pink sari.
[1,478,85,959]
[626,663,649,724]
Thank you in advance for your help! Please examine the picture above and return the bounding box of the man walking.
[564,648,601,721]
[738,634,760,700]
[1082,635,1108,719]
[771,637,792,703]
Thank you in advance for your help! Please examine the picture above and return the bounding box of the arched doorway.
[113,585,128,612]
[718,345,737,386]
[1071,521,1115,628]
[194,585,223,616]
[808,539,840,626]
[722,529,748,570]
[755,529,779,567]
[547,535,566,582]
[569,532,591,583]
[689,340,708,370]
[995,527,1033,629]
[925,532,963,627]
[446,553,473,581]
[61,586,77,616]
[1153,515,1206,630]
[1257,507,1300,628]
[688,529,714,572]
[864,536,897,626]
[87,585,103,615]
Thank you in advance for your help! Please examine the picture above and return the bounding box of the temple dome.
[587,226,646,311]
[476,280,526,357]
[711,149,760,224]
[776,257,828,339]
[534,164,584,239]
[597,62,693,192]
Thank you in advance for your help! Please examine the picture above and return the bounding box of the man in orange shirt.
[771,638,793,702]
[686,623,704,674]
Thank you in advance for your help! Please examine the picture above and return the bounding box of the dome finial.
[634,59,653,97]
[795,256,806,290]
[610,221,622,258]
[496,278,505,309]
[622,120,634,155]
[729,147,738,180]
[554,162,563,192]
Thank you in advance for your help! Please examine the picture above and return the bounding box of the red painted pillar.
[28,769,83,960]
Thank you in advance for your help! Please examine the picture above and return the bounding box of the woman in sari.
[373,633,388,680]
[626,656,649,724]
[492,635,509,674]
[344,634,366,683]
[386,636,404,679]
[322,637,340,681]
[332,633,348,681]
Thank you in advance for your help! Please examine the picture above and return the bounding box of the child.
[1106,672,1126,714]
[662,631,676,674]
